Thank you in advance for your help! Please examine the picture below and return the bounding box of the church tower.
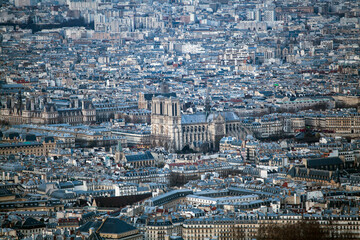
[210,113,225,151]
[15,90,23,115]
[115,140,125,163]
[151,96,182,151]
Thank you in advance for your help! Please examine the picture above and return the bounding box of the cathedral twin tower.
[151,96,182,151]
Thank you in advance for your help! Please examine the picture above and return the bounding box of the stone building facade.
[0,93,96,125]
[151,96,243,152]
[0,140,57,156]
[182,215,360,240]
[146,216,184,240]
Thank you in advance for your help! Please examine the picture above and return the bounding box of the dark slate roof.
[93,193,151,208]
[72,180,83,186]
[0,189,14,197]
[181,113,207,124]
[14,217,46,230]
[77,221,95,233]
[144,93,176,101]
[147,218,172,226]
[99,218,136,234]
[125,151,154,162]
[287,166,338,182]
[82,211,96,220]
[25,134,36,141]
[306,157,343,168]
[44,136,55,143]
[259,91,274,97]
[50,190,77,199]
[88,232,102,240]
[78,218,137,235]
[287,167,295,177]
[59,182,74,189]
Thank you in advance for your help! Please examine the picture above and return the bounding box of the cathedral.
[150,95,244,152]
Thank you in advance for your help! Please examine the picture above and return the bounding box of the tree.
[200,142,210,153]
[157,161,165,168]
[124,115,131,123]
[146,114,151,124]
[257,220,327,240]
[0,120,10,127]
[257,220,355,240]
[177,145,195,154]
[169,172,186,187]
[232,225,246,240]
[132,115,141,123]
[312,102,328,111]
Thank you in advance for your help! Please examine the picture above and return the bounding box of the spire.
[115,140,124,163]
[205,78,211,116]
[17,90,23,112]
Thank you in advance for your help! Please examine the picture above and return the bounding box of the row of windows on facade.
[181,125,242,133]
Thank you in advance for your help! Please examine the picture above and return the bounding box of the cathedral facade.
[151,96,243,152]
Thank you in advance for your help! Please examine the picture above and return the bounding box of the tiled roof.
[93,193,151,208]
[181,113,207,124]
[306,157,343,168]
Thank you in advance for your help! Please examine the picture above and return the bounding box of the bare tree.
[257,220,327,240]
[232,225,246,240]
[200,142,210,153]
[257,220,356,240]
[169,172,186,187]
